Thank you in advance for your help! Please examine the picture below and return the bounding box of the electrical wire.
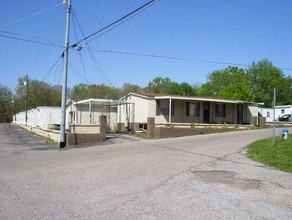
[173,0,277,23]
[71,0,159,47]
[180,18,291,42]
[42,55,63,81]
[0,33,64,48]
[90,48,292,71]
[68,62,90,83]
[72,13,89,84]
[0,3,62,28]
[222,0,292,17]
[72,11,113,86]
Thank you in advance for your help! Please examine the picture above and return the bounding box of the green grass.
[247,135,292,172]
[129,131,148,139]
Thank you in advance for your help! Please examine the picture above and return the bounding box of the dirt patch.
[192,170,262,190]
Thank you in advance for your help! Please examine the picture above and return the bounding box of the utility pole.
[24,74,28,125]
[60,0,71,148]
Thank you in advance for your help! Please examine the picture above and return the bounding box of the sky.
[1,0,292,92]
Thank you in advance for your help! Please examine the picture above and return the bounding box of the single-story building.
[13,106,61,129]
[118,92,260,129]
[259,105,292,123]
[12,93,266,137]
[66,98,129,131]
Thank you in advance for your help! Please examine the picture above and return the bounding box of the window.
[156,100,174,116]
[186,102,200,117]
[171,101,175,116]
[215,103,226,117]
[281,109,285,114]
[267,111,270,118]
[186,102,190,116]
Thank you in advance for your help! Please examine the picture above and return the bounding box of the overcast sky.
[1,0,291,90]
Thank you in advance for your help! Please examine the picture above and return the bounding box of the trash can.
[282,127,289,140]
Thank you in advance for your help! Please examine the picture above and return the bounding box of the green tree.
[145,77,172,94]
[200,66,252,101]
[145,77,196,96]
[121,83,142,96]
[69,83,89,100]
[179,82,196,96]
[69,83,121,100]
[0,84,13,122]
[247,59,291,107]
[14,76,61,111]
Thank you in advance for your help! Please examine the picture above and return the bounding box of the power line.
[180,18,291,42]
[90,48,292,71]
[0,33,64,48]
[72,14,89,84]
[0,30,64,47]
[223,0,292,17]
[71,0,159,47]
[68,62,89,83]
[173,0,277,23]
[0,3,62,28]
[42,55,63,81]
[72,10,113,86]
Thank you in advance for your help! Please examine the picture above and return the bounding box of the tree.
[145,77,172,94]
[247,59,291,107]
[14,76,61,111]
[69,83,89,100]
[0,84,13,122]
[145,77,197,96]
[121,83,142,96]
[179,82,196,96]
[69,83,121,100]
[200,66,252,101]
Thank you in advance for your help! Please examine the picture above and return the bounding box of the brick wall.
[66,133,104,145]
[153,127,241,139]
[147,117,155,139]
[250,116,258,126]
[66,115,107,145]
[147,117,248,140]
[259,116,266,128]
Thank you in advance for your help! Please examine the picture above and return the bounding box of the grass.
[247,135,292,173]
[129,131,148,139]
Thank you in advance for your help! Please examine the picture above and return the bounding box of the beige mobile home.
[118,92,259,130]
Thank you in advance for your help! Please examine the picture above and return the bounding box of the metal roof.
[68,98,131,106]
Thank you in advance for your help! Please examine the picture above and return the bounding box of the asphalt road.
[0,123,291,219]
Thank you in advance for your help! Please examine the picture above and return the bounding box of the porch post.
[108,102,111,129]
[89,100,92,124]
[74,103,77,124]
[169,98,172,123]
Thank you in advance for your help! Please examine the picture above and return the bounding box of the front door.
[203,102,210,123]
[237,104,243,124]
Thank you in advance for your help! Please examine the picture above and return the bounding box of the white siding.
[148,99,157,118]
[118,94,151,124]
[246,105,258,124]
[68,103,118,131]
[13,107,61,128]
[275,106,292,118]
[128,95,149,123]
[259,108,274,123]
[38,107,61,128]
